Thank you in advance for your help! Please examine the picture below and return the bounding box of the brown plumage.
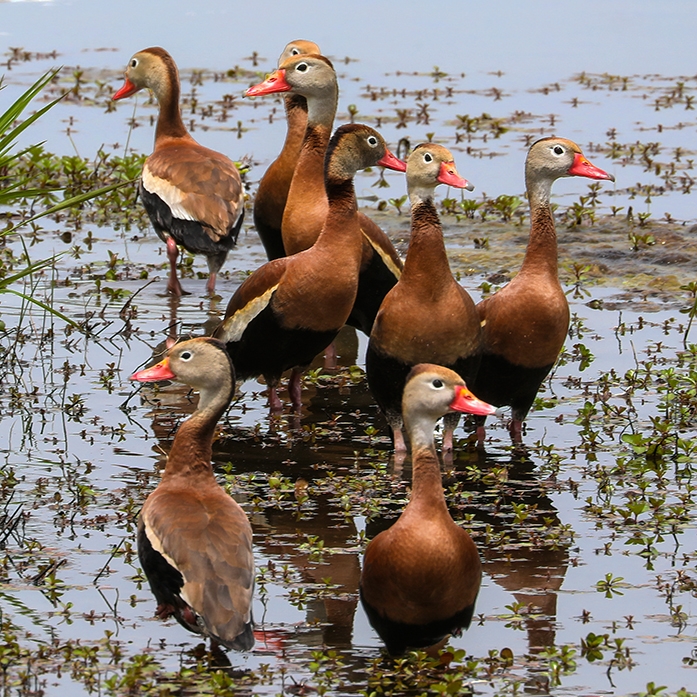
[253,39,321,260]
[245,54,403,334]
[360,364,495,655]
[473,137,614,442]
[113,47,244,296]
[367,144,481,454]
[130,338,254,651]
[214,124,405,411]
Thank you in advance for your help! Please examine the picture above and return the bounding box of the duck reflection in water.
[360,365,496,655]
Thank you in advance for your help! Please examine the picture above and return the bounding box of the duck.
[130,337,254,651]
[113,47,244,296]
[214,124,405,411]
[246,54,403,335]
[366,144,480,454]
[472,137,614,442]
[253,39,320,261]
[360,364,495,655]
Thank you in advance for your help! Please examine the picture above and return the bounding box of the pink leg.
[509,419,523,443]
[476,424,486,446]
[206,272,217,296]
[443,427,454,454]
[289,369,303,412]
[323,341,337,370]
[268,383,283,413]
[392,426,407,453]
[166,238,184,296]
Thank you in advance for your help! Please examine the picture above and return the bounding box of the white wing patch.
[362,229,402,280]
[145,522,184,576]
[217,284,279,343]
[142,167,197,222]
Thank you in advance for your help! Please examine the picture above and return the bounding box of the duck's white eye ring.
[291,48,300,56]
[432,379,444,389]
[553,145,564,156]
[296,62,309,72]
[367,135,378,147]
[424,152,433,163]
[180,351,193,361]
[130,58,138,69]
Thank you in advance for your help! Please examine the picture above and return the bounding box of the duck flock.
[113,40,615,655]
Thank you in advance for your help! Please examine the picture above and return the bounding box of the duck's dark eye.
[130,58,138,68]
[367,135,378,147]
[424,153,433,163]
[296,62,309,72]
[553,145,564,155]
[180,351,193,361]
[432,379,444,389]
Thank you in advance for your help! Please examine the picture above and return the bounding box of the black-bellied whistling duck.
[473,137,614,442]
[367,144,480,454]
[360,364,495,655]
[253,39,320,261]
[113,47,244,296]
[214,124,405,411]
[130,337,254,651]
[246,55,403,335]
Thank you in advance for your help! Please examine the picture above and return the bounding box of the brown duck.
[214,124,405,411]
[113,47,244,296]
[130,337,254,651]
[367,143,480,454]
[360,364,495,655]
[473,137,614,442]
[246,54,403,334]
[253,39,320,260]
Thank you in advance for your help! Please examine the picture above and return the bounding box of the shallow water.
[2,3,697,695]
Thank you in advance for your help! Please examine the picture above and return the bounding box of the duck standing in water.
[131,337,254,651]
[360,364,495,655]
[113,47,244,296]
[214,124,405,411]
[367,144,480,454]
[473,137,614,442]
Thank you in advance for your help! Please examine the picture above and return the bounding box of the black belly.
[472,352,554,421]
[360,589,477,656]
[140,185,242,257]
[349,252,398,336]
[226,304,339,384]
[366,345,481,420]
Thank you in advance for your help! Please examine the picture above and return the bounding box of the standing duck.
[130,337,254,651]
[473,137,614,442]
[214,124,405,411]
[360,364,495,655]
[367,144,480,454]
[246,54,403,334]
[113,47,244,296]
[253,39,320,260]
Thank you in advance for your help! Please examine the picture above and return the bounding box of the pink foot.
[268,385,283,413]
[289,369,303,412]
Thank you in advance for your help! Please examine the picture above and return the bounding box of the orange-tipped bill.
[377,149,407,172]
[112,78,139,101]
[131,358,175,382]
[449,385,497,416]
[567,152,615,181]
[438,161,474,190]
[245,69,291,97]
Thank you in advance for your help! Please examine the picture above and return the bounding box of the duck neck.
[313,175,361,254]
[408,433,449,515]
[520,175,559,277]
[279,94,308,164]
[153,65,188,143]
[401,193,453,294]
[163,371,234,476]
